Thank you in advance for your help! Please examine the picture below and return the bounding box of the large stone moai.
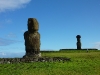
[23,18,41,58]
[76,35,81,50]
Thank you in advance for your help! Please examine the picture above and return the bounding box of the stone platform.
[0,57,71,64]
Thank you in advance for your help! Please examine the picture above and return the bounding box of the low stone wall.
[60,48,98,50]
[0,57,71,64]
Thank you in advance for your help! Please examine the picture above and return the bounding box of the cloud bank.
[93,42,100,50]
[0,52,25,58]
[0,0,31,12]
[0,37,21,46]
[6,33,17,38]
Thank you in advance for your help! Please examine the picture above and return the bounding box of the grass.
[0,50,100,75]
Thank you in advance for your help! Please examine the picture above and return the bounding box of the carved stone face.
[27,18,39,32]
[76,35,81,38]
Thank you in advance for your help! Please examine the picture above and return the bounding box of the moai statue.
[23,18,41,58]
[76,35,81,50]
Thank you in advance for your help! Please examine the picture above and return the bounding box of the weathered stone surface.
[76,35,81,50]
[23,18,41,58]
[0,57,71,63]
[27,18,39,32]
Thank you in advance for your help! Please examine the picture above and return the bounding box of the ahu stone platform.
[0,57,71,64]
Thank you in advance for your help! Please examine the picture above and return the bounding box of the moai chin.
[23,18,41,58]
[76,35,81,50]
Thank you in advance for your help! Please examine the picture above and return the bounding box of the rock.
[23,18,41,58]
[76,35,81,50]
[38,53,41,57]
[0,57,71,64]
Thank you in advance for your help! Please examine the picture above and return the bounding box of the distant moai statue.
[76,35,81,50]
[23,18,41,58]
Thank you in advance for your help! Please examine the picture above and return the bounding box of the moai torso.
[24,31,40,49]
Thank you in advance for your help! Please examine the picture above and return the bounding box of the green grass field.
[0,50,100,75]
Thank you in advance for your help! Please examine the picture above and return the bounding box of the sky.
[0,0,100,58]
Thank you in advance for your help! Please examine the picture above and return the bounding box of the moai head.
[27,18,39,32]
[76,35,81,41]
[76,35,81,39]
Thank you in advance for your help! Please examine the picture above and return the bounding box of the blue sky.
[0,0,100,57]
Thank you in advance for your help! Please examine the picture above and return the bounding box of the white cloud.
[5,19,12,24]
[0,19,12,29]
[0,0,31,12]
[0,37,21,46]
[0,52,25,58]
[6,33,17,38]
[92,42,100,50]
[0,52,6,55]
[21,29,25,32]
[0,19,12,26]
